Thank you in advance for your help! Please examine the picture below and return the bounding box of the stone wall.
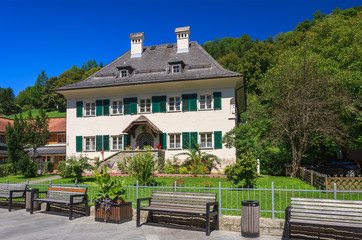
[89,206,285,237]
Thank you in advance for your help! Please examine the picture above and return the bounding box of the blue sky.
[0,0,359,95]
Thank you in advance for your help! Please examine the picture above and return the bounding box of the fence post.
[6,179,8,184]
[174,181,177,192]
[27,180,29,186]
[75,179,78,186]
[334,183,337,200]
[219,182,222,216]
[49,180,52,186]
[136,181,139,200]
[311,170,314,186]
[272,182,275,219]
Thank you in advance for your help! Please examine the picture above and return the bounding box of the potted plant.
[92,166,132,223]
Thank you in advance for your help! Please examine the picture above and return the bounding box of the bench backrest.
[47,185,87,202]
[0,183,27,197]
[291,197,362,225]
[150,191,217,211]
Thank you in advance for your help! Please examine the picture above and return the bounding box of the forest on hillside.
[0,6,360,175]
[202,7,361,176]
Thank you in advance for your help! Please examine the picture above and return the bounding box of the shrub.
[224,151,258,187]
[0,163,16,177]
[44,161,54,173]
[57,161,66,174]
[163,165,175,174]
[179,166,189,174]
[129,152,158,185]
[117,158,131,174]
[58,155,91,182]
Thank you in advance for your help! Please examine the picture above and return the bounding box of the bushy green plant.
[163,165,175,174]
[92,166,126,203]
[58,155,91,182]
[44,161,54,173]
[117,158,131,173]
[0,163,16,177]
[224,152,258,187]
[179,166,189,174]
[177,143,220,175]
[129,152,158,185]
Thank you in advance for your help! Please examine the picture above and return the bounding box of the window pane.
[207,96,212,109]
[175,97,181,110]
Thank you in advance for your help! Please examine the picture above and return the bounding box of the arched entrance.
[136,132,154,149]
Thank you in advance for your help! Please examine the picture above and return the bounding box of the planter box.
[95,202,132,224]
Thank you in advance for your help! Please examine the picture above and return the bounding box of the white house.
[55,27,246,171]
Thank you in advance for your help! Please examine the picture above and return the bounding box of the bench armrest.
[206,201,219,213]
[70,194,87,203]
[137,197,151,209]
[9,190,26,193]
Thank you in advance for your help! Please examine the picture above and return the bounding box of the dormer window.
[172,65,181,73]
[120,69,128,77]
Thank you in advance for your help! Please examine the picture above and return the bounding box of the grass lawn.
[0,174,54,183]
[1,109,66,119]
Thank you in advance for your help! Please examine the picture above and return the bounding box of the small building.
[0,117,66,170]
[55,27,246,171]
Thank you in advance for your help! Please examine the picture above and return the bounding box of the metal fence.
[4,179,361,219]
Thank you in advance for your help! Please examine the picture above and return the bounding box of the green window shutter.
[76,136,83,152]
[152,96,160,113]
[124,98,130,114]
[182,132,190,149]
[76,101,83,117]
[182,94,189,112]
[96,135,103,151]
[162,133,167,149]
[96,100,103,116]
[123,135,128,150]
[103,135,109,151]
[214,131,222,149]
[189,94,197,111]
[130,97,138,114]
[103,99,110,116]
[213,92,222,110]
[160,96,167,113]
[190,132,198,149]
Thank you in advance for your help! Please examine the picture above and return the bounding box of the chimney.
[175,26,190,53]
[129,32,145,58]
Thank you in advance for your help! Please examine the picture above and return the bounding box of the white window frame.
[85,102,96,116]
[84,137,95,151]
[169,133,181,149]
[139,98,151,113]
[120,69,128,77]
[112,100,123,115]
[171,64,181,73]
[199,132,213,149]
[168,96,181,112]
[112,135,123,150]
[199,94,213,110]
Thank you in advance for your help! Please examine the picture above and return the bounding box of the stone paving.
[0,208,282,240]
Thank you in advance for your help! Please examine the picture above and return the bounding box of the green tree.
[262,51,349,178]
[0,87,17,115]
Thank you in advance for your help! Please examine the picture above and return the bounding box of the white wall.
[65,79,240,168]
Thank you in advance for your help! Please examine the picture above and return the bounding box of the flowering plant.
[92,166,126,222]
[125,145,133,150]
[155,145,162,149]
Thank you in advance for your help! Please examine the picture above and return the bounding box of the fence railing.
[13,180,359,219]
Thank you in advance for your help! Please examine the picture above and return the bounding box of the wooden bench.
[0,183,27,211]
[137,191,219,236]
[286,197,362,239]
[30,185,89,220]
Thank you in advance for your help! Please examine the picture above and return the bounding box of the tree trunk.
[290,148,302,178]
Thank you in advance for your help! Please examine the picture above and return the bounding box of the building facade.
[55,27,246,170]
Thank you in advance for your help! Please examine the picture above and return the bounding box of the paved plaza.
[0,208,282,240]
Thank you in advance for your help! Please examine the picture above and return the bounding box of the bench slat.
[292,201,362,209]
[291,204,362,213]
[152,191,216,196]
[291,212,362,221]
[291,197,362,205]
[291,217,362,228]
[292,208,362,217]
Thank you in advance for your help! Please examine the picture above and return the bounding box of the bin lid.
[242,200,259,206]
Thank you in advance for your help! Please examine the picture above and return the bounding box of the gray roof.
[27,146,66,156]
[55,41,242,92]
